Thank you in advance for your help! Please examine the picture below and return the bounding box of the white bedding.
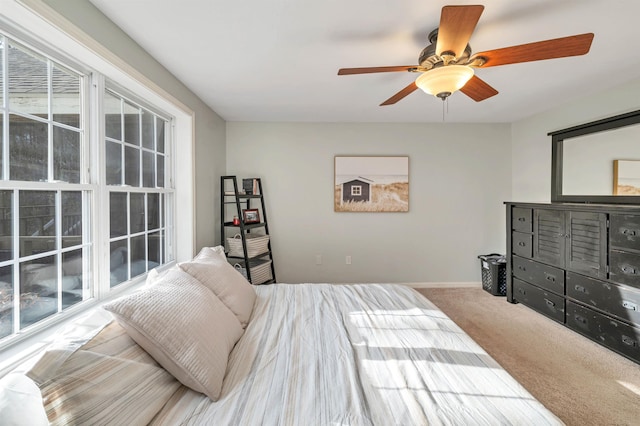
[151,284,562,425]
[2,283,562,425]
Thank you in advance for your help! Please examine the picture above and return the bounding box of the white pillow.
[0,374,49,426]
[179,246,257,328]
[103,267,243,401]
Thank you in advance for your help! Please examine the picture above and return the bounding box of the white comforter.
[151,284,561,425]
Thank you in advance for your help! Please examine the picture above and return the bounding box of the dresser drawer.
[512,232,532,258]
[512,207,532,233]
[610,250,640,288]
[566,272,640,327]
[512,256,565,295]
[610,214,640,253]
[566,301,640,363]
[513,278,565,323]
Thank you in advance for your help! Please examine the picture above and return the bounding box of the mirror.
[551,109,640,204]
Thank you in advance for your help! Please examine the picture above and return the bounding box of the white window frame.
[351,185,362,196]
[0,33,96,341]
[0,1,195,373]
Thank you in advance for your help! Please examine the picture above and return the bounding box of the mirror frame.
[550,109,640,204]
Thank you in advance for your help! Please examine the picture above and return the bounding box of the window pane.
[157,155,165,188]
[125,146,140,187]
[19,191,55,257]
[20,255,57,329]
[9,114,47,182]
[8,43,47,119]
[106,141,122,185]
[61,191,82,248]
[52,65,80,128]
[0,265,13,339]
[110,239,127,287]
[53,125,80,183]
[160,194,164,227]
[130,192,144,234]
[156,118,165,153]
[143,151,155,188]
[62,249,82,309]
[109,192,127,237]
[123,102,139,145]
[148,193,159,231]
[0,191,12,261]
[142,110,154,149]
[104,91,121,140]
[130,234,146,279]
[148,231,160,267]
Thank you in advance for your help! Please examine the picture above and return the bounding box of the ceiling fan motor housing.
[419,28,472,70]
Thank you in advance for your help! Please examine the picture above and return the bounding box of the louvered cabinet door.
[534,209,565,268]
[565,211,607,279]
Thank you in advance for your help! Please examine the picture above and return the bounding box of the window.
[105,89,173,287]
[0,37,89,340]
[351,185,362,196]
[0,29,175,345]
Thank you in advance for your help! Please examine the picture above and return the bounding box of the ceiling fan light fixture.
[415,65,474,99]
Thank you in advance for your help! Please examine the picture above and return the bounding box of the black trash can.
[478,253,507,296]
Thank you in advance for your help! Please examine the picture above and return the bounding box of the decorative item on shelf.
[227,233,270,258]
[242,208,260,224]
[234,260,273,285]
[232,215,240,225]
[242,178,259,195]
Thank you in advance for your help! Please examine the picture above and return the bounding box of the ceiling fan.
[337,5,594,106]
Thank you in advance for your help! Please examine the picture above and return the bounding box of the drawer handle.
[621,266,639,275]
[518,266,526,271]
[622,300,638,311]
[545,274,556,282]
[622,335,637,347]
[518,242,526,247]
[518,217,526,222]
[517,288,526,296]
[622,228,637,237]
[574,314,587,325]
[544,298,556,308]
[574,284,587,293]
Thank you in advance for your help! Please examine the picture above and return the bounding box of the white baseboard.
[403,282,482,289]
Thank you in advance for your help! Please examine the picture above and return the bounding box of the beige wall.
[226,122,511,284]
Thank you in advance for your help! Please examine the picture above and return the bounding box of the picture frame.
[613,160,640,195]
[334,156,409,212]
[242,208,260,224]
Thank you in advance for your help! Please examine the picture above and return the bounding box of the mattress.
[149,283,561,425]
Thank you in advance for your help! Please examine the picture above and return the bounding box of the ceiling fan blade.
[460,75,498,102]
[471,33,594,68]
[380,82,419,106]
[338,66,417,75]
[435,5,484,59]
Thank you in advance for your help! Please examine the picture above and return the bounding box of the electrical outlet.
[315,254,322,265]
[346,255,352,265]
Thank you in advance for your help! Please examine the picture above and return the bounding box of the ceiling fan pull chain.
[440,96,450,122]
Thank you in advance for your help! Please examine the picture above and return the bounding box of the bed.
[0,247,562,425]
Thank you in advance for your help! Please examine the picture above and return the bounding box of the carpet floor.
[415,287,640,426]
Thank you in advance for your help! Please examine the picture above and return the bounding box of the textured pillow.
[103,267,244,401]
[179,246,257,328]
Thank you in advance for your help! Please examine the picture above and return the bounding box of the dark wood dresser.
[506,202,640,363]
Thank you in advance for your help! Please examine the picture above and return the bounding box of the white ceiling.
[88,0,640,123]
